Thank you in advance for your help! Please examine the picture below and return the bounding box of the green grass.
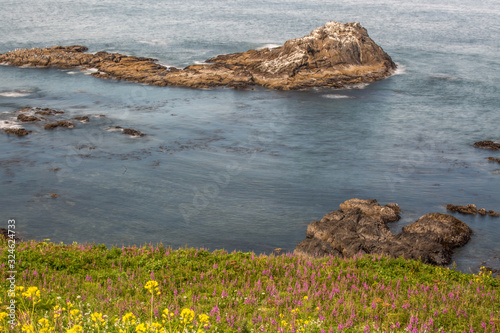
[1,238,499,332]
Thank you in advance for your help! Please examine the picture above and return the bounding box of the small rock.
[44,121,74,130]
[3,128,30,136]
[487,210,500,217]
[474,140,500,150]
[478,208,487,215]
[487,157,500,164]
[123,128,145,137]
[49,193,59,198]
[17,114,40,122]
[446,204,477,215]
[34,108,64,116]
[73,116,89,122]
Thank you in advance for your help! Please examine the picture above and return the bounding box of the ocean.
[1,0,499,273]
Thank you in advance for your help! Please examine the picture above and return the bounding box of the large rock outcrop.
[0,22,396,90]
[294,198,473,265]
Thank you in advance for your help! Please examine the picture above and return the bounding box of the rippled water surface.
[1,0,499,273]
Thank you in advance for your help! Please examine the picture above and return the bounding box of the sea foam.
[257,44,281,50]
[323,94,355,99]
[0,89,33,97]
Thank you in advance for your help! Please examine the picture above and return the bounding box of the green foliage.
[0,238,499,332]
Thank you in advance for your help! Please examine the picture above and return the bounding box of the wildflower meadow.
[0,238,499,332]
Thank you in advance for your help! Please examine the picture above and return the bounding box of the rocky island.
[295,198,473,266]
[0,22,396,90]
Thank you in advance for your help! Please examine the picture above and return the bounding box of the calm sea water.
[1,0,499,273]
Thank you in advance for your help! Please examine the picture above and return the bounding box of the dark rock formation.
[0,228,20,242]
[0,22,396,90]
[447,203,499,217]
[294,198,473,265]
[487,157,500,164]
[474,140,500,150]
[123,128,145,137]
[17,114,41,122]
[34,108,64,116]
[3,128,30,136]
[446,204,477,215]
[44,121,74,130]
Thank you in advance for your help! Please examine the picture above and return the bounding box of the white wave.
[83,68,99,75]
[193,60,208,65]
[348,83,369,89]
[431,73,461,81]
[0,90,32,97]
[257,43,281,50]
[157,62,180,70]
[105,126,123,132]
[66,71,79,75]
[0,120,22,129]
[394,63,407,75]
[323,94,355,99]
[138,39,168,46]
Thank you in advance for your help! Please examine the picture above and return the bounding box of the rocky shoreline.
[0,22,396,90]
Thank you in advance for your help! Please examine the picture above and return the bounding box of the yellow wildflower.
[70,309,80,317]
[122,312,136,325]
[21,324,35,333]
[180,308,195,323]
[303,296,308,300]
[151,322,163,332]
[135,323,147,333]
[144,280,160,295]
[91,312,105,326]
[38,318,50,326]
[198,313,210,324]
[66,324,83,333]
[0,312,8,321]
[53,305,62,319]
[22,286,41,303]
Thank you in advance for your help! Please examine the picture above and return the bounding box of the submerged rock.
[44,121,74,130]
[3,128,31,136]
[0,22,396,90]
[487,157,500,164]
[474,140,500,150]
[34,108,64,116]
[17,114,41,122]
[122,128,145,137]
[73,116,90,122]
[294,198,472,265]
